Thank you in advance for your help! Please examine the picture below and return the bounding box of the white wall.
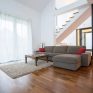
[40,0,55,46]
[62,16,91,45]
[0,0,41,51]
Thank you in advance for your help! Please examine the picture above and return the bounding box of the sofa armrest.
[81,52,91,66]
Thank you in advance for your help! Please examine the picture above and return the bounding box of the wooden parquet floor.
[0,61,93,93]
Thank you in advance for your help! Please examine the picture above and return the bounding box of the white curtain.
[0,13,32,63]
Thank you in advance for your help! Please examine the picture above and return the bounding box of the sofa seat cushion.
[53,46,68,53]
[45,52,61,57]
[53,54,81,64]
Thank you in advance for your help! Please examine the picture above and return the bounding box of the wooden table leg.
[46,56,48,63]
[35,57,38,66]
[25,56,27,63]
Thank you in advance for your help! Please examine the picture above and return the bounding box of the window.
[0,13,32,63]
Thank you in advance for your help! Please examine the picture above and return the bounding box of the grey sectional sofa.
[44,46,91,70]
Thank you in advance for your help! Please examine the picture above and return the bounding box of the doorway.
[76,27,92,52]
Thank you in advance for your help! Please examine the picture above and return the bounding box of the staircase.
[55,9,79,36]
[55,6,91,45]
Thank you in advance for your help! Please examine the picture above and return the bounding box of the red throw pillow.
[76,48,86,55]
[39,48,45,52]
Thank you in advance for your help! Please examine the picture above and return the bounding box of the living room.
[0,0,93,93]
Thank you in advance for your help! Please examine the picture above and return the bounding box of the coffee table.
[25,54,48,66]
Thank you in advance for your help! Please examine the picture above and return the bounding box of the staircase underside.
[56,7,91,45]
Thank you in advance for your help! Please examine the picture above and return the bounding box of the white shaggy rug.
[0,60,53,79]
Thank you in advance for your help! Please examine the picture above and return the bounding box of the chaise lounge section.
[53,54,81,70]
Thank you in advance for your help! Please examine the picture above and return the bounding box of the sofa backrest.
[44,46,86,54]
[44,46,55,53]
[67,46,85,54]
[53,46,68,53]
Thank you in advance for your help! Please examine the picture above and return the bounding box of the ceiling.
[55,0,78,9]
[15,0,51,11]
[14,0,89,12]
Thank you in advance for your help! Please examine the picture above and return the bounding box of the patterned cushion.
[76,48,86,55]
